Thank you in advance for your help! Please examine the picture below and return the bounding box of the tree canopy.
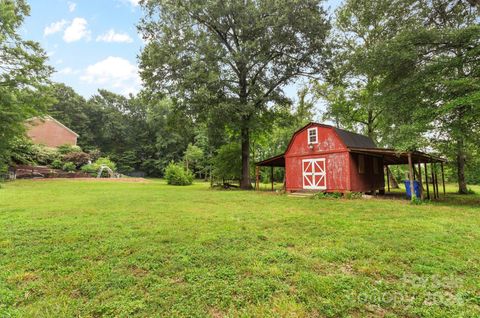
[0,0,52,171]
[139,0,331,188]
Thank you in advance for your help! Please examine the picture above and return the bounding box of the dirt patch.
[29,177,151,183]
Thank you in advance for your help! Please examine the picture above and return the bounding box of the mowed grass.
[0,180,479,317]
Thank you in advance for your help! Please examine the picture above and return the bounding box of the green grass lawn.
[1,180,479,317]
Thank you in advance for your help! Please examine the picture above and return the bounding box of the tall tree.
[0,0,52,170]
[48,83,92,147]
[314,0,417,142]
[375,0,480,193]
[138,0,330,189]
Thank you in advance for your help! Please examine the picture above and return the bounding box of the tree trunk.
[240,125,252,189]
[456,139,468,194]
[387,167,399,189]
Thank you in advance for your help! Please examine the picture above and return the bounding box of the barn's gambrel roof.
[333,127,377,149]
[284,122,377,154]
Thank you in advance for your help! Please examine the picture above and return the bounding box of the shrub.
[50,159,63,169]
[33,145,60,165]
[62,162,76,172]
[312,192,342,199]
[80,158,117,177]
[62,151,90,168]
[81,164,97,176]
[164,162,193,185]
[344,192,363,199]
[57,144,82,155]
[94,157,116,172]
[87,149,101,161]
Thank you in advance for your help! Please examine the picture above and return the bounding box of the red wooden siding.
[283,123,385,193]
[349,153,385,192]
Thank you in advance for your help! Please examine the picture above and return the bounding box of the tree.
[375,1,480,193]
[183,143,203,173]
[139,0,330,189]
[0,0,53,170]
[314,0,417,142]
[49,83,92,147]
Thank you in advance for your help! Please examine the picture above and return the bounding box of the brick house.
[26,116,78,148]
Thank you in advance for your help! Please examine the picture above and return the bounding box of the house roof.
[26,115,79,137]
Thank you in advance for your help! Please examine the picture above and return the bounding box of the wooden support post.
[386,165,390,192]
[255,166,260,191]
[441,162,446,197]
[270,166,274,192]
[431,163,437,199]
[407,153,415,201]
[417,161,424,200]
[434,163,440,199]
[424,162,430,200]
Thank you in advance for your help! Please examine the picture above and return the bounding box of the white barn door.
[302,158,327,190]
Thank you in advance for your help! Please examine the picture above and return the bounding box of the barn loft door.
[302,158,327,190]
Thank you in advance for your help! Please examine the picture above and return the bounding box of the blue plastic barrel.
[404,180,421,199]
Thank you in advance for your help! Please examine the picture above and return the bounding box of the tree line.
[1,0,479,192]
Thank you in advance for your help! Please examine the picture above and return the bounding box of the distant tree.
[183,143,203,173]
[49,83,92,147]
[139,0,331,189]
[0,0,53,171]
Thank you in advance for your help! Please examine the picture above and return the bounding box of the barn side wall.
[348,153,385,192]
[26,119,77,148]
[285,152,350,192]
[285,124,350,192]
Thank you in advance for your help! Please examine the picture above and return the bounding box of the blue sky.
[23,0,341,100]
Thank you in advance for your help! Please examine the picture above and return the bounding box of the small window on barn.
[308,128,318,144]
[358,155,365,174]
[373,157,379,174]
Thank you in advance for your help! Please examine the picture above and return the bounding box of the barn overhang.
[255,154,285,167]
[347,147,446,165]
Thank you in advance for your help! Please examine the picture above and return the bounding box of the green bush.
[312,192,342,199]
[344,192,363,199]
[50,159,63,169]
[81,164,97,175]
[62,162,76,172]
[94,157,116,172]
[164,162,193,185]
[80,158,117,177]
[57,144,82,155]
[62,151,90,168]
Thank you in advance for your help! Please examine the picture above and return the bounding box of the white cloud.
[63,18,90,43]
[96,29,133,43]
[44,20,67,36]
[58,67,80,75]
[128,0,140,6]
[68,2,76,12]
[80,56,141,95]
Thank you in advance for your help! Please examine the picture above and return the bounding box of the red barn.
[256,123,385,193]
[256,122,447,198]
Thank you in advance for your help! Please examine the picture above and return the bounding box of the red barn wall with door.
[285,124,350,192]
[349,153,385,192]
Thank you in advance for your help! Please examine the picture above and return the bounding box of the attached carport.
[255,154,285,191]
[348,147,447,200]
